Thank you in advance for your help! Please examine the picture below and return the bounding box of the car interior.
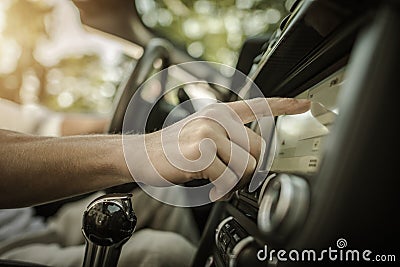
[0,0,399,266]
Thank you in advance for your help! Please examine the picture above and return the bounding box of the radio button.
[257,173,309,240]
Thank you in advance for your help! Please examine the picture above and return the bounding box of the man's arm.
[0,98,310,208]
[0,130,133,208]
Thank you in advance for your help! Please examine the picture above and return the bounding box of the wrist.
[117,134,150,183]
[123,133,175,186]
[109,135,134,183]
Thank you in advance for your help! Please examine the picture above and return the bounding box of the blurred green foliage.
[43,54,132,113]
[0,0,132,113]
[136,0,287,66]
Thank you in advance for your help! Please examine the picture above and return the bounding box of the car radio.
[237,67,345,206]
[270,68,344,176]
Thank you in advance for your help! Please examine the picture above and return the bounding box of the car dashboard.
[192,0,400,266]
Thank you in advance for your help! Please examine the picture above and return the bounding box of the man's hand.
[0,97,309,208]
[125,98,310,200]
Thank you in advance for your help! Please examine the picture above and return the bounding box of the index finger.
[226,97,311,124]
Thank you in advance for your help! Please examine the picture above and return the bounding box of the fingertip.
[209,187,233,202]
[209,187,223,202]
[271,98,311,116]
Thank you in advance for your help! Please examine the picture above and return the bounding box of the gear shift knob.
[82,193,137,267]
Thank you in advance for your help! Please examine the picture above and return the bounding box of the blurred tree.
[0,0,131,113]
[43,54,111,113]
[0,0,53,103]
[136,0,287,67]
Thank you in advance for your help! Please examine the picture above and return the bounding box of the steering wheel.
[106,38,171,193]
[108,38,171,134]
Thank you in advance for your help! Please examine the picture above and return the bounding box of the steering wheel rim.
[108,38,171,134]
[105,39,170,193]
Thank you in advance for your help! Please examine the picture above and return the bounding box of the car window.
[136,0,287,67]
[0,0,142,113]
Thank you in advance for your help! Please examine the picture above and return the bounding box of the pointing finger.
[226,98,310,124]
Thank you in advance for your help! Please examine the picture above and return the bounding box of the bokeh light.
[136,0,287,67]
[0,0,137,113]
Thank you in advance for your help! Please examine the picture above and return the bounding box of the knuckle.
[207,103,222,110]
[201,103,221,116]
[285,98,300,107]
[202,103,235,119]
[194,122,215,139]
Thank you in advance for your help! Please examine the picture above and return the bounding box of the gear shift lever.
[82,193,137,267]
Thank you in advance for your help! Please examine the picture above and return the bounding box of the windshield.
[0,0,141,113]
[136,0,287,67]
